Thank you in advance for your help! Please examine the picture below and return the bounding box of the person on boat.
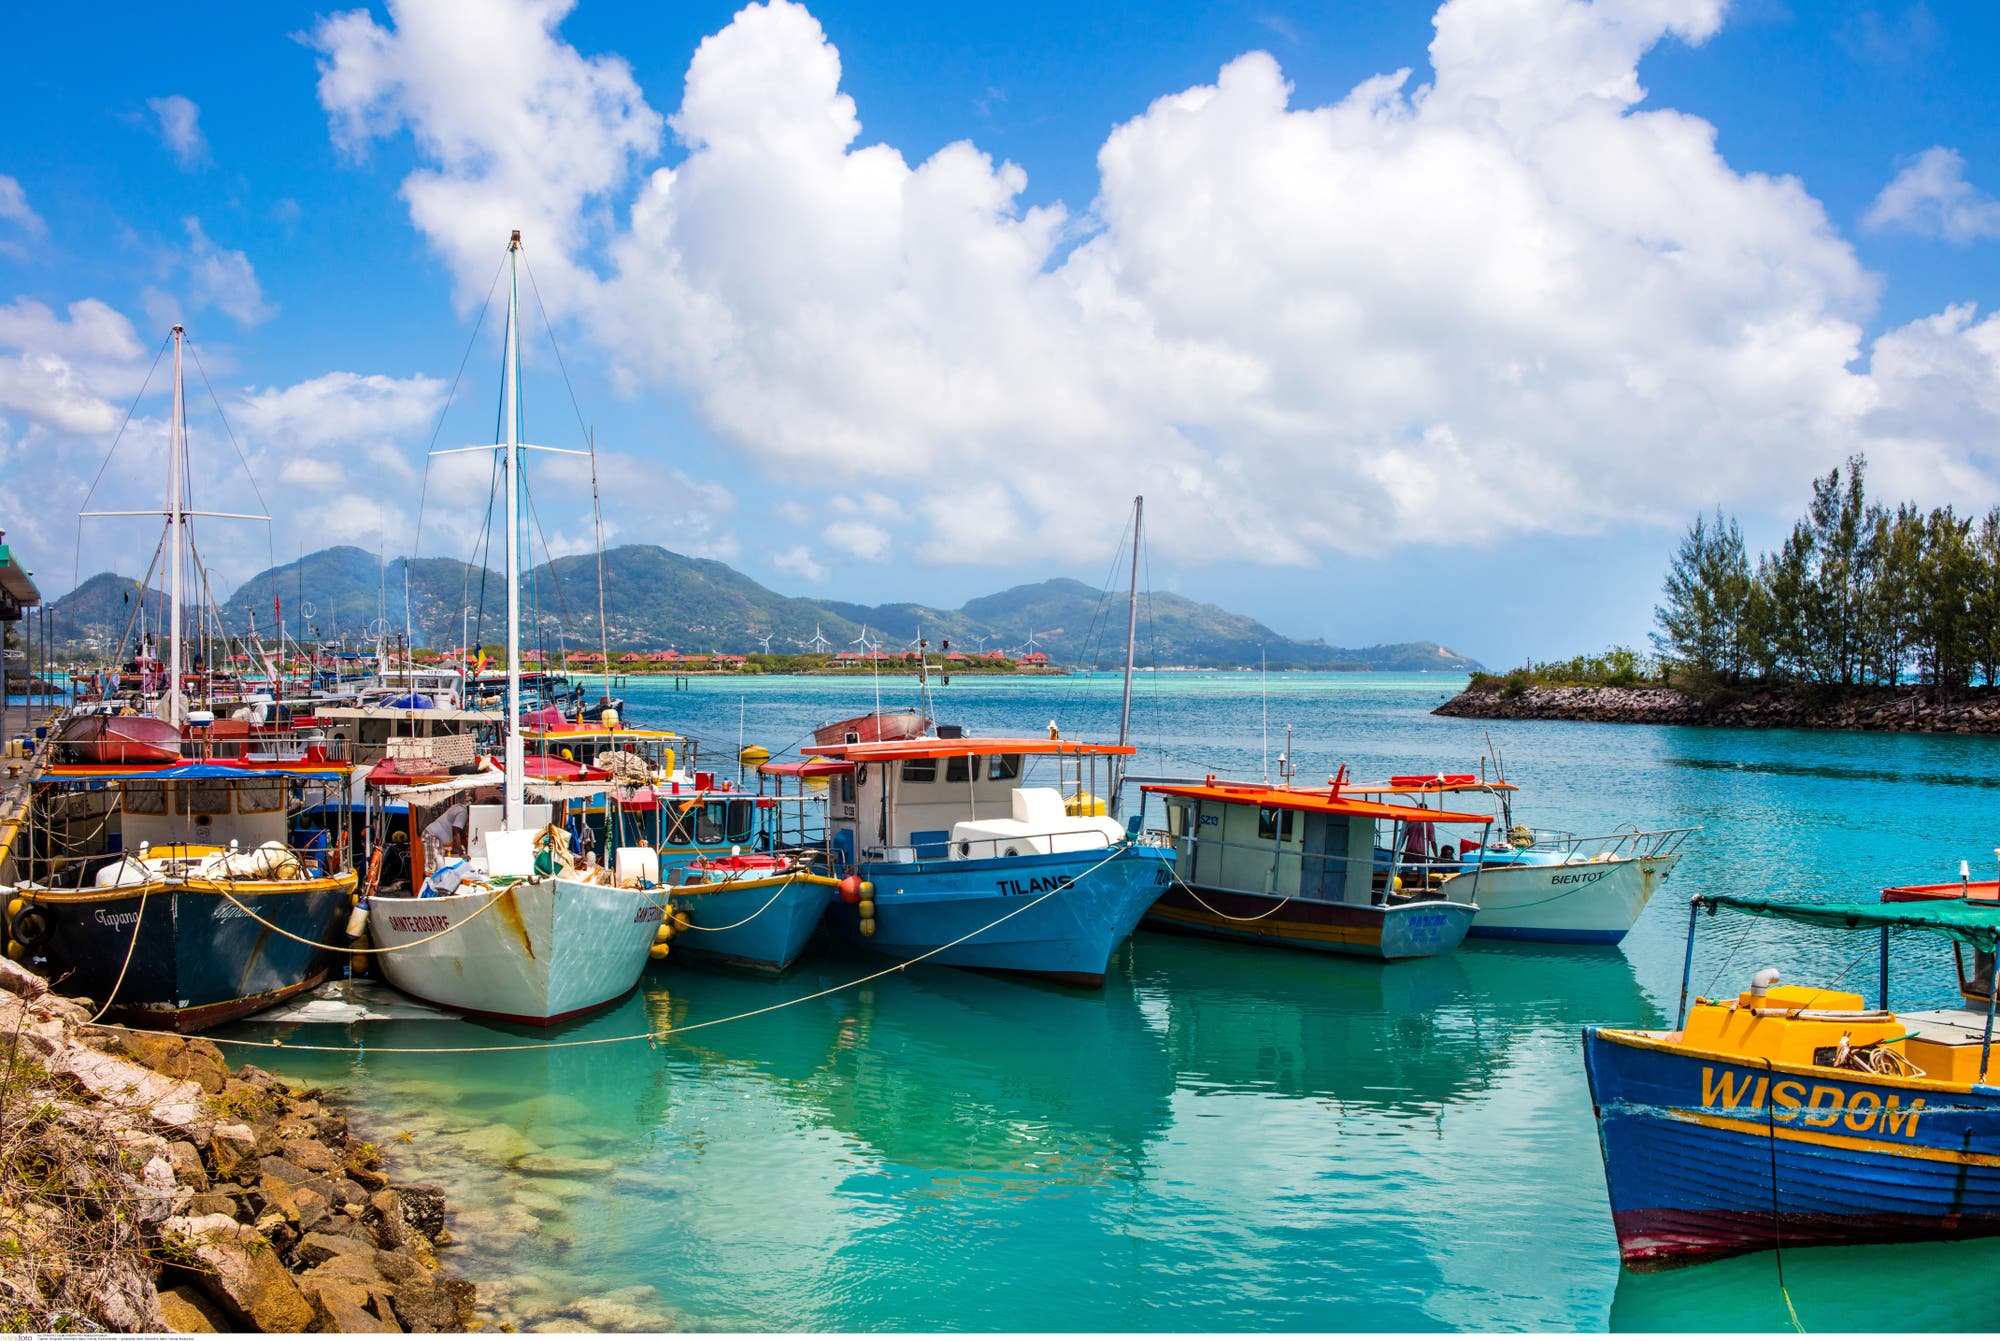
[423,800,470,869]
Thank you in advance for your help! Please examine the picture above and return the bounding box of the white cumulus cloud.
[148,94,208,167]
[1865,146,2000,244]
[181,218,275,325]
[313,0,2000,572]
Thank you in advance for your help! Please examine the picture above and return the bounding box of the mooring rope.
[114,843,1143,1055]
[677,875,798,933]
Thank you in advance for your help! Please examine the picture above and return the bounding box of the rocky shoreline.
[1435,682,2000,733]
[0,959,482,1333]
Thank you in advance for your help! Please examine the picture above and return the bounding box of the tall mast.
[1114,495,1142,813]
[502,231,524,827]
[166,325,187,726]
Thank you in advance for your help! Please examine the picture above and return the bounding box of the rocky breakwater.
[1437,682,2000,733]
[0,957,476,1332]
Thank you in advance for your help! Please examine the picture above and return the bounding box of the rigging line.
[415,251,507,575]
[142,842,1139,1056]
[518,250,591,444]
[590,430,610,699]
[73,331,173,600]
[85,884,150,1026]
[185,339,279,617]
[678,876,797,933]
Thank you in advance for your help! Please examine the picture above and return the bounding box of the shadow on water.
[1610,1236,2000,1332]
[1664,754,2000,791]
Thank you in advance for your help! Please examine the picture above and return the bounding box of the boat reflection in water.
[1609,1236,2000,1332]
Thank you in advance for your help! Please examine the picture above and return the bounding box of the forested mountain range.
[46,544,1481,671]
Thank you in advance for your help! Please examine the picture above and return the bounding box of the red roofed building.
[1020,651,1050,667]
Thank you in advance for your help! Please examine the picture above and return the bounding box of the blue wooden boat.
[9,757,358,1030]
[665,853,837,974]
[811,735,1171,987]
[1585,892,2000,1265]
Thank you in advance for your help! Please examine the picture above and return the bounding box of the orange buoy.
[839,874,862,904]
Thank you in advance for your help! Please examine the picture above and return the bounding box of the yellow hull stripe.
[28,873,359,904]
[1665,1107,2000,1168]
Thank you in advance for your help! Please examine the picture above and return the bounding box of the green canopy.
[1699,893,2000,953]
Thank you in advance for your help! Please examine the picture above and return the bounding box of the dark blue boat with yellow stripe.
[1585,891,2000,1265]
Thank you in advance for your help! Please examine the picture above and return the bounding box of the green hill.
[48,544,1482,670]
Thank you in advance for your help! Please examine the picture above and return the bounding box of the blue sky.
[3,0,1998,667]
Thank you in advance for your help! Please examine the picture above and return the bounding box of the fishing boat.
[813,709,929,748]
[1882,864,1999,1006]
[9,754,359,1028]
[659,848,839,974]
[1584,892,2000,1266]
[56,711,182,765]
[810,733,1170,986]
[361,231,663,1027]
[1346,773,1695,944]
[1140,777,1490,960]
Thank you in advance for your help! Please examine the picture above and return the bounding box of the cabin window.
[945,755,977,784]
[1256,807,1296,841]
[988,754,1022,782]
[237,781,286,814]
[718,799,755,844]
[838,775,855,804]
[663,805,697,846]
[124,782,168,815]
[901,759,938,784]
[1166,802,1189,838]
[179,781,236,816]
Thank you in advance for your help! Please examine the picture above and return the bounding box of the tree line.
[1654,455,2000,695]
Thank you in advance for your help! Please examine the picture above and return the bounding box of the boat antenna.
[1261,647,1269,784]
[1113,495,1142,817]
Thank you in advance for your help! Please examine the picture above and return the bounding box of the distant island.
[40,545,1483,674]
[1437,455,2000,734]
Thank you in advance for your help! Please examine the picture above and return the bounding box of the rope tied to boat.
[675,875,799,933]
[113,842,1142,1055]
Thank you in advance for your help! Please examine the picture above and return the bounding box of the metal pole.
[1114,496,1141,816]
[166,325,185,726]
[1676,898,1700,1029]
[1879,926,1891,1011]
[502,232,524,829]
[1982,952,1999,1083]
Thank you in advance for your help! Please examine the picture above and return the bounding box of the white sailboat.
[366,231,664,1025]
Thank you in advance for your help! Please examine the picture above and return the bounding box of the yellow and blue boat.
[1585,892,2000,1265]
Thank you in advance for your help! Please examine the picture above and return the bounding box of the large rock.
[167,1139,210,1190]
[162,1213,313,1333]
[393,1183,448,1241]
[282,1136,344,1173]
[158,1282,232,1332]
[294,1229,380,1269]
[49,1040,209,1141]
[209,1123,257,1178]
[114,1032,231,1094]
[305,1278,402,1333]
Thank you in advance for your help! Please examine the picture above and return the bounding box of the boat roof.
[760,759,856,778]
[810,737,1135,761]
[40,760,352,783]
[1141,780,1492,824]
[1345,774,1519,795]
[522,726,679,742]
[1700,892,2000,953]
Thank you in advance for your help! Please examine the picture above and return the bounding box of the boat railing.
[1490,825,1699,862]
[1144,831,1477,904]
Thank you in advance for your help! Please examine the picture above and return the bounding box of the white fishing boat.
[1346,773,1695,945]
[364,231,663,1025]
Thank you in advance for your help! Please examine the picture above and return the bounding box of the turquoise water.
[213,672,2000,1330]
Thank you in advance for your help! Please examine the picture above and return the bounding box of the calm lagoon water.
[212,672,2000,1330]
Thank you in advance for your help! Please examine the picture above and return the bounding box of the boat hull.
[826,845,1171,986]
[1583,1027,2000,1266]
[1457,854,1680,945]
[1143,884,1475,960]
[57,714,182,765]
[672,877,835,974]
[370,877,663,1025]
[20,875,355,1030]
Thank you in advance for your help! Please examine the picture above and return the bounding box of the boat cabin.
[808,736,1135,866]
[1144,781,1492,907]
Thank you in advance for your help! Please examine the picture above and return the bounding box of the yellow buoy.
[673,910,693,932]
[1392,875,1404,892]
[350,954,369,974]
[858,881,875,899]
[656,921,673,942]
[650,942,670,960]
[6,941,23,962]
[5,896,20,920]
[857,899,875,920]
[740,743,771,767]
[859,918,876,937]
